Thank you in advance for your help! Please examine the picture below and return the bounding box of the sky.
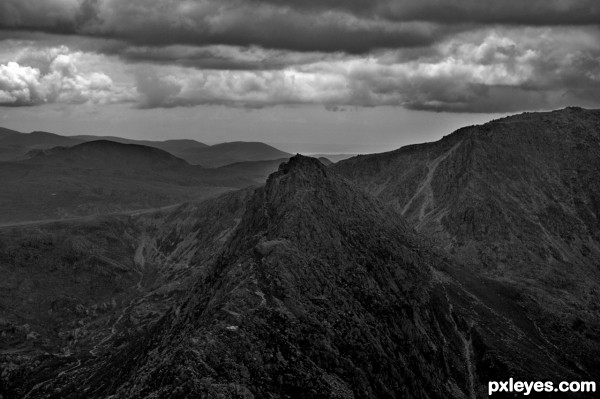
[1,0,599,153]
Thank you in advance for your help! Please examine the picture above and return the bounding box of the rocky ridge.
[4,155,593,398]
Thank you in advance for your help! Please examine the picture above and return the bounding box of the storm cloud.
[1,0,599,112]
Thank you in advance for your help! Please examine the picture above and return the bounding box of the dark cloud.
[0,0,445,54]
[118,46,349,71]
[1,1,596,59]
[2,1,600,55]
[380,0,600,26]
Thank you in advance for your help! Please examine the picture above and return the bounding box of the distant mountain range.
[0,129,293,168]
[169,141,292,168]
[0,129,297,224]
[1,107,599,398]
[0,140,285,224]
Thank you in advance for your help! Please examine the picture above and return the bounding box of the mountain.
[0,140,268,224]
[150,139,209,154]
[214,157,334,185]
[0,128,291,168]
[334,106,600,378]
[72,135,290,167]
[71,135,209,154]
[176,141,292,167]
[0,131,85,161]
[215,158,289,184]
[2,155,594,398]
[308,153,356,163]
[0,131,82,148]
[25,140,190,171]
[0,127,20,140]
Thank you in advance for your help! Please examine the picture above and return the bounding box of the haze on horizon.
[1,0,600,154]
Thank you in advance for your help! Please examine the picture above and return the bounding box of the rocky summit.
[1,144,597,398]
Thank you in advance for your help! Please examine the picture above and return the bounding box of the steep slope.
[177,141,292,167]
[334,107,600,377]
[13,156,594,399]
[0,141,261,224]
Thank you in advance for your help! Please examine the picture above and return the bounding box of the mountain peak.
[276,154,327,175]
[265,155,330,197]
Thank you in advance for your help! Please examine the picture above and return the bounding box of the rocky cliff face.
[335,107,600,382]
[5,154,594,398]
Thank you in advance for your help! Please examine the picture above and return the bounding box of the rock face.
[4,153,595,398]
[334,107,600,381]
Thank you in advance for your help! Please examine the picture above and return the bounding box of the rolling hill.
[71,135,210,155]
[0,140,272,224]
[25,140,190,171]
[71,137,290,167]
[0,131,84,161]
[0,128,292,168]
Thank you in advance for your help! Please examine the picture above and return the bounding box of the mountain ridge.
[8,154,591,398]
[0,129,291,168]
[334,106,600,380]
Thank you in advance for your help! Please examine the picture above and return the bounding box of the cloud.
[117,45,350,71]
[0,0,81,32]
[0,0,447,54]
[91,0,444,53]
[2,1,600,55]
[1,3,600,113]
[130,28,600,112]
[0,45,134,106]
[379,0,600,25]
